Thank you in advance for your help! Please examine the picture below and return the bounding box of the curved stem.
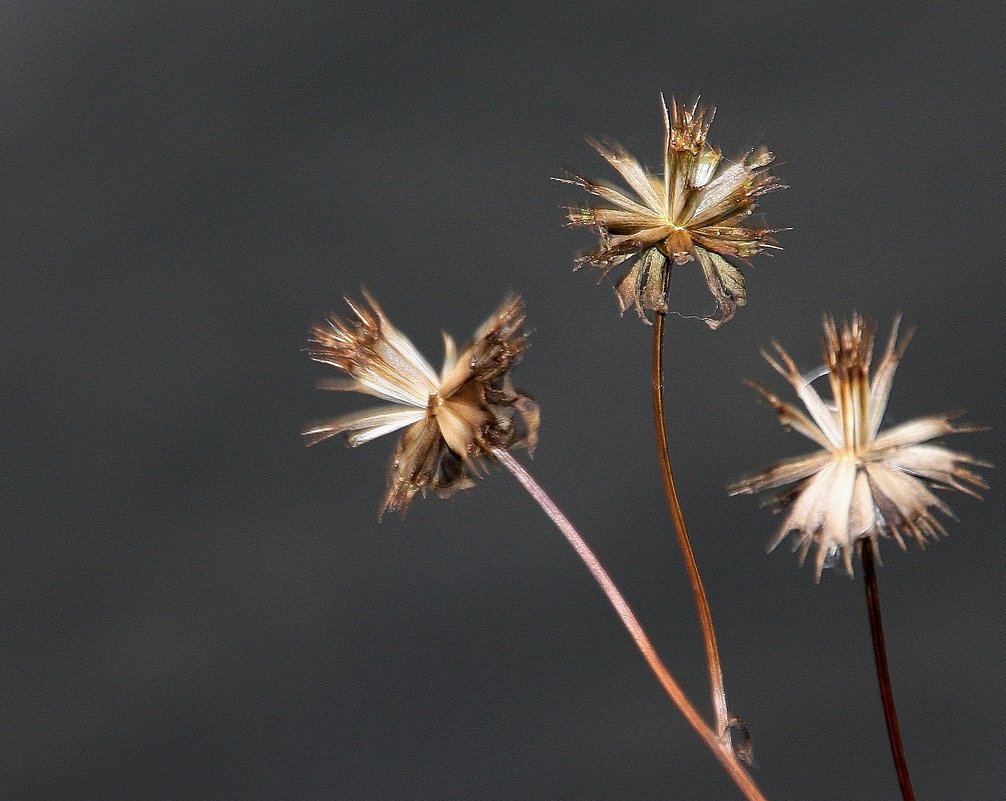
[493,448,770,801]
[862,542,917,801]
[652,309,731,743]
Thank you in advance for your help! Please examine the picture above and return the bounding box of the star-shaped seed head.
[730,315,989,579]
[560,96,784,327]
[303,292,539,516]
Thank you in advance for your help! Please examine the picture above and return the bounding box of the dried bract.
[559,96,784,327]
[729,315,989,579]
[303,292,539,516]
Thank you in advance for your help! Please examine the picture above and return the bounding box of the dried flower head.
[729,314,989,579]
[303,292,539,516]
[559,96,784,327]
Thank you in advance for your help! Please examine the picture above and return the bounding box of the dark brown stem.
[652,309,731,744]
[862,541,917,801]
[492,448,770,801]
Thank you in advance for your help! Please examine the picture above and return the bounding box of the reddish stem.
[493,447,769,801]
[862,542,918,801]
[652,309,731,743]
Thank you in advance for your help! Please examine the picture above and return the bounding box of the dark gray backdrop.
[4,3,1004,800]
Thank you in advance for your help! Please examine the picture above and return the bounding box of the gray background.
[4,3,1004,800]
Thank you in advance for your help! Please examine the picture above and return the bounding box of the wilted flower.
[559,96,783,327]
[729,314,989,579]
[303,292,539,515]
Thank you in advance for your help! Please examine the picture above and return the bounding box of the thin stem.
[492,447,770,801]
[652,309,731,743]
[862,542,917,801]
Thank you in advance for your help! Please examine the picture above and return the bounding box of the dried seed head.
[304,292,539,516]
[730,315,990,580]
[558,95,784,327]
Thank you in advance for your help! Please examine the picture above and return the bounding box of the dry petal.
[304,293,539,516]
[559,96,783,325]
[730,315,989,579]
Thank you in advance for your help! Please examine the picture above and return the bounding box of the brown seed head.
[304,292,539,516]
[558,95,784,327]
[730,314,990,580]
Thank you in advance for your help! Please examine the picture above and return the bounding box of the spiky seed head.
[558,95,784,327]
[729,315,989,580]
[303,292,539,516]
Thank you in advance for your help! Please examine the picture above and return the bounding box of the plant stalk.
[493,447,769,801]
[861,541,918,801]
[652,308,731,744]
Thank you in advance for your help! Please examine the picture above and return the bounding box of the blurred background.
[3,3,1004,799]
